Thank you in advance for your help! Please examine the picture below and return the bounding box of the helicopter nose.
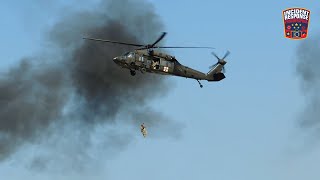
[113,57,120,63]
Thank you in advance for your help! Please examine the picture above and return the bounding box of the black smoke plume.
[296,35,320,136]
[0,0,183,169]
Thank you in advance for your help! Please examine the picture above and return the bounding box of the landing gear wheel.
[130,70,136,76]
[200,85,203,88]
[140,68,146,74]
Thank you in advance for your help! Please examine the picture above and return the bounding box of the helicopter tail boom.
[206,64,226,81]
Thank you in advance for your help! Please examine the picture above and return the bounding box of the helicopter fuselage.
[84,32,228,88]
[112,50,221,82]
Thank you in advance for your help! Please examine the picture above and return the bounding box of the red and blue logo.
[282,8,310,40]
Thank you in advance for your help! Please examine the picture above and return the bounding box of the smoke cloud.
[0,0,183,170]
[295,35,320,135]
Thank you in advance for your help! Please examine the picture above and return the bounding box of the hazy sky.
[1,0,320,180]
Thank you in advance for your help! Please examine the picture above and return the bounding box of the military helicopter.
[83,32,230,88]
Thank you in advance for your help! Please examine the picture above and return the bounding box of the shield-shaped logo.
[282,8,310,40]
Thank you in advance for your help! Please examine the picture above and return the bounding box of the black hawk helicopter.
[83,32,230,88]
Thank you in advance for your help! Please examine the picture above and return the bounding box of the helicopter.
[83,32,230,88]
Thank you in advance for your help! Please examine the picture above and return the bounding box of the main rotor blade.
[153,46,215,49]
[150,32,167,47]
[83,37,144,47]
[222,50,230,60]
[211,52,220,60]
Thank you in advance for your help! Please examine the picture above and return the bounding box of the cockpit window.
[127,52,134,58]
[122,52,130,56]
[122,52,134,57]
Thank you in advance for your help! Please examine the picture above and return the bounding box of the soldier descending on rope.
[140,123,147,138]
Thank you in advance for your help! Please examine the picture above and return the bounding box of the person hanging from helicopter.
[140,123,147,138]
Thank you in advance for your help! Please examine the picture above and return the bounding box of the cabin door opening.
[152,57,160,70]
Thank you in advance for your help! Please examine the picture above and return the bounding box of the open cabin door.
[151,57,161,70]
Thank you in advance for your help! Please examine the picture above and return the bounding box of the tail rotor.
[209,50,230,73]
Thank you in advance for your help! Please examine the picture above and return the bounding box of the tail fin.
[206,51,230,81]
[206,64,226,81]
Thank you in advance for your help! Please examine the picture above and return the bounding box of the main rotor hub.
[219,60,227,65]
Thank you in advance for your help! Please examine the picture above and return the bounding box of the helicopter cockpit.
[113,52,134,63]
[114,52,135,62]
[122,52,134,57]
